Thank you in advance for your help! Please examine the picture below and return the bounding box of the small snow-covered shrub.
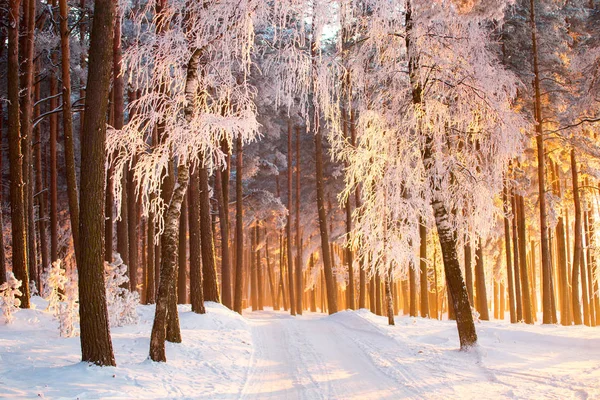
[59,281,79,338]
[0,272,22,324]
[44,260,68,318]
[42,260,80,337]
[29,280,38,296]
[105,254,139,327]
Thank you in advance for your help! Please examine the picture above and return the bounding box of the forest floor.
[1,297,599,399]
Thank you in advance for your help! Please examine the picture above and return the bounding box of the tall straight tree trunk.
[77,0,116,364]
[178,194,188,304]
[571,148,583,325]
[511,191,523,321]
[529,0,554,324]
[287,120,296,315]
[199,167,219,302]
[234,136,244,314]
[375,272,382,316]
[188,168,205,313]
[517,194,533,324]
[409,260,417,317]
[127,91,139,291]
[265,231,279,310]
[420,221,429,317]
[256,225,264,310]
[0,107,6,284]
[503,184,517,323]
[34,72,49,285]
[8,0,30,307]
[114,20,129,271]
[314,124,338,315]
[351,115,366,310]
[49,0,59,264]
[146,211,156,304]
[464,239,474,305]
[21,0,37,289]
[59,0,80,258]
[296,126,304,314]
[475,239,489,320]
[250,225,258,310]
[554,163,570,325]
[215,166,232,309]
[584,204,596,325]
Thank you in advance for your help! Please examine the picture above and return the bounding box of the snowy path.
[241,309,600,400]
[241,311,405,399]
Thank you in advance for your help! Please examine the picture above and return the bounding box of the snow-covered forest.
[1,0,600,398]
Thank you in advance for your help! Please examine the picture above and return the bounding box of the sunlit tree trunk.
[517,194,533,324]
[503,183,517,323]
[199,166,219,302]
[295,126,304,314]
[49,0,59,265]
[215,162,232,309]
[177,194,188,304]
[420,221,429,317]
[475,240,489,320]
[287,120,297,315]
[464,239,473,305]
[553,162,570,325]
[571,148,583,325]
[256,225,264,310]
[78,0,116,364]
[234,135,244,314]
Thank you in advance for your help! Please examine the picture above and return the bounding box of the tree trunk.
[571,148,583,325]
[199,167,220,302]
[554,163,570,325]
[530,0,554,324]
[178,194,188,304]
[60,0,80,258]
[464,239,474,305]
[265,231,279,310]
[256,225,264,310]
[234,136,244,314]
[21,0,37,291]
[146,210,156,304]
[49,0,59,264]
[517,194,534,324]
[296,126,304,314]
[34,72,49,286]
[287,120,296,315]
[188,168,205,313]
[475,239,489,321]
[78,0,116,364]
[127,155,139,292]
[420,222,429,317]
[8,0,30,307]
[409,260,417,317]
[149,164,189,361]
[503,183,517,323]
[0,105,6,284]
[215,165,232,309]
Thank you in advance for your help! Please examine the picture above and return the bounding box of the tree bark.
[59,0,80,258]
[517,194,533,324]
[530,0,554,324]
[234,136,244,314]
[475,239,489,321]
[49,0,59,264]
[503,183,517,323]
[420,222,429,317]
[571,148,583,325]
[314,124,337,314]
[287,120,296,315]
[256,225,264,310]
[199,167,220,302]
[215,164,232,309]
[296,126,304,314]
[77,0,116,364]
[8,0,30,307]
[189,168,205,313]
[178,194,188,304]
[464,239,474,305]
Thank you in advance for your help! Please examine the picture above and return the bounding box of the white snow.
[1,299,599,399]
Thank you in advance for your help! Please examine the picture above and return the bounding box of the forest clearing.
[1,0,600,397]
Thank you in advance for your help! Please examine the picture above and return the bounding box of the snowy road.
[241,311,405,399]
[240,309,600,400]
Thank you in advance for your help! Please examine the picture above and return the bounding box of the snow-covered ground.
[1,298,599,399]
